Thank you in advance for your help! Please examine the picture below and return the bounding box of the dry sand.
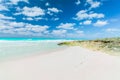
[0,46,120,80]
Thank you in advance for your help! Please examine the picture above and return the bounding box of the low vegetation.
[58,37,120,56]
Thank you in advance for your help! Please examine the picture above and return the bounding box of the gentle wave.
[0,40,75,42]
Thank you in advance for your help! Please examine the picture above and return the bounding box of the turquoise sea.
[0,38,87,61]
[0,38,81,61]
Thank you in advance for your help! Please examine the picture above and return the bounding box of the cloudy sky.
[0,0,120,39]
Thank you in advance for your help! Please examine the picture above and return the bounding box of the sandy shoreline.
[0,46,120,80]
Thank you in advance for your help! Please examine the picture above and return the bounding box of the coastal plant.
[58,37,120,56]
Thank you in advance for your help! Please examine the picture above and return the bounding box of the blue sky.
[0,0,120,39]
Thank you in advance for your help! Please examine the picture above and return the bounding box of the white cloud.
[0,0,29,12]
[35,17,43,20]
[0,19,85,38]
[57,23,75,29]
[0,14,15,20]
[48,7,62,13]
[45,2,50,6]
[0,20,50,36]
[51,29,67,36]
[75,10,104,20]
[76,30,84,34]
[93,20,108,27]
[51,29,84,38]
[0,5,9,11]
[47,11,53,15]
[9,22,25,28]
[1,29,15,34]
[89,11,104,18]
[23,17,33,21]
[52,18,59,21]
[22,6,45,17]
[75,10,87,20]
[75,0,81,5]
[26,24,49,33]
[36,17,48,21]
[83,20,92,25]
[26,17,33,21]
[86,0,101,9]
[9,0,29,5]
[16,6,45,17]
[90,2,101,9]
[23,17,47,21]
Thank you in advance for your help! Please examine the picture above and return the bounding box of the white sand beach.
[0,46,120,80]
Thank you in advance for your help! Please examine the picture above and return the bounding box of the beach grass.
[58,37,120,55]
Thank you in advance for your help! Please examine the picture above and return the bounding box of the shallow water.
[0,41,66,61]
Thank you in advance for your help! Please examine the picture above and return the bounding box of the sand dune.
[0,46,120,80]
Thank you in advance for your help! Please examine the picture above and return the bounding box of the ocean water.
[0,38,72,61]
[0,38,86,41]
